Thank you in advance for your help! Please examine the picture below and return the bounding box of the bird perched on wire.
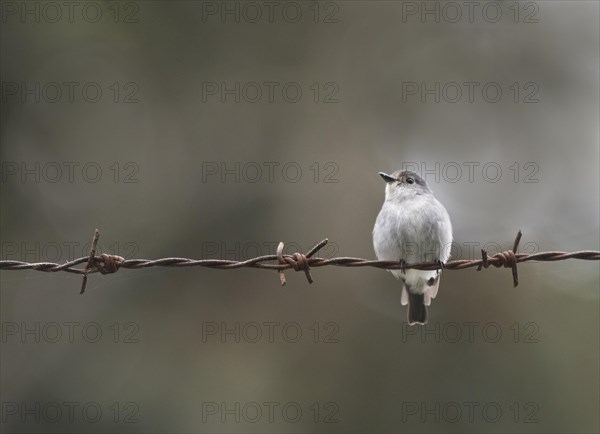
[373,170,453,325]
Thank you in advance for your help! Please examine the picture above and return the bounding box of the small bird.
[373,170,453,325]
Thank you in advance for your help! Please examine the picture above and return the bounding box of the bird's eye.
[406,177,414,184]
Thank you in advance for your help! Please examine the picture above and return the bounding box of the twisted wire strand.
[1,230,599,293]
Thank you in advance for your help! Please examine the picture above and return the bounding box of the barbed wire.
[1,230,599,294]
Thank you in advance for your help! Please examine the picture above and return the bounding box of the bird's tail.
[408,293,427,325]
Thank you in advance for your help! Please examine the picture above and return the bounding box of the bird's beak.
[379,172,396,183]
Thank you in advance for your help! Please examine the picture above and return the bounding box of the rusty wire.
[1,229,599,294]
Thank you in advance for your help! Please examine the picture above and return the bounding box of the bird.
[373,170,453,325]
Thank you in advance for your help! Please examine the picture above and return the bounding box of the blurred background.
[1,1,599,432]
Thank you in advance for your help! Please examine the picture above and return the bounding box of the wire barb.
[2,229,599,293]
[79,229,125,294]
[477,230,521,287]
[276,239,328,285]
[80,229,100,294]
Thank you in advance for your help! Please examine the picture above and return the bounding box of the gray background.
[1,1,599,433]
